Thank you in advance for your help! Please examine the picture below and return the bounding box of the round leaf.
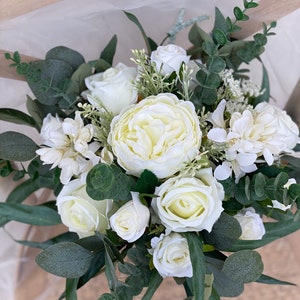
[46,46,85,71]
[222,250,263,283]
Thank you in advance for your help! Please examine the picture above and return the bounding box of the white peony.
[109,192,150,243]
[108,93,201,179]
[56,178,112,238]
[85,63,138,115]
[233,207,265,240]
[150,232,192,278]
[150,44,190,75]
[152,168,224,232]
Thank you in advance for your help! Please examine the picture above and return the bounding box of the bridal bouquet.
[1,1,300,299]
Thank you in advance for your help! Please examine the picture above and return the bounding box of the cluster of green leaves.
[187,1,276,110]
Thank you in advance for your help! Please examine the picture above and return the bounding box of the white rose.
[150,44,190,75]
[56,179,112,238]
[85,63,138,115]
[152,168,224,232]
[233,207,265,240]
[109,192,150,243]
[108,93,201,179]
[150,232,192,278]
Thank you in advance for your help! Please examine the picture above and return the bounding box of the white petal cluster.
[36,112,100,184]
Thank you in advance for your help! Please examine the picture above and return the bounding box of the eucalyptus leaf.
[69,63,93,92]
[213,7,228,36]
[86,163,136,201]
[253,63,270,105]
[203,212,242,251]
[134,169,159,194]
[222,250,263,283]
[0,202,61,226]
[36,242,94,278]
[46,46,85,71]
[256,274,295,286]
[0,108,39,130]
[0,131,38,162]
[213,29,227,46]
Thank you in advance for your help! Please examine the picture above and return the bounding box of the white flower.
[56,179,112,238]
[269,200,291,211]
[233,207,265,240]
[84,63,138,115]
[150,44,190,75]
[152,168,224,232]
[284,178,297,189]
[108,93,201,179]
[109,192,150,243]
[36,112,100,184]
[150,232,192,278]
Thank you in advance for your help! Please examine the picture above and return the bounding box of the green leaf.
[185,233,206,300]
[69,62,93,93]
[213,29,228,46]
[257,274,295,286]
[141,270,163,300]
[196,70,220,88]
[6,178,40,203]
[100,35,118,66]
[222,250,263,283]
[46,46,85,71]
[213,7,229,36]
[206,56,226,73]
[0,131,38,161]
[65,278,79,300]
[0,202,61,226]
[124,11,152,55]
[36,242,94,278]
[203,213,242,251]
[233,7,245,21]
[202,41,218,56]
[253,63,270,105]
[134,169,159,194]
[86,163,136,201]
[0,108,39,130]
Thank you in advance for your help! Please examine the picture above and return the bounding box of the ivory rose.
[109,192,150,243]
[152,168,224,232]
[84,63,138,115]
[108,93,201,179]
[56,179,112,238]
[233,207,265,240]
[149,232,192,278]
[150,44,190,75]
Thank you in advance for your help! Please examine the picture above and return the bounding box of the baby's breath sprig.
[177,63,194,101]
[131,49,177,98]
[77,102,113,148]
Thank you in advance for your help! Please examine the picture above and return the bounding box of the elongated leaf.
[0,202,61,226]
[124,11,152,54]
[36,242,94,278]
[0,131,38,161]
[0,108,39,130]
[185,233,205,300]
[256,274,295,286]
[66,278,79,300]
[6,178,40,203]
[100,35,118,65]
[253,64,270,105]
[141,270,163,300]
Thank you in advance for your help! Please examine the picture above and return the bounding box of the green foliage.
[36,241,95,278]
[222,250,263,283]
[100,35,118,66]
[134,169,159,194]
[86,163,137,201]
[203,213,242,251]
[0,131,38,161]
[0,202,61,226]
